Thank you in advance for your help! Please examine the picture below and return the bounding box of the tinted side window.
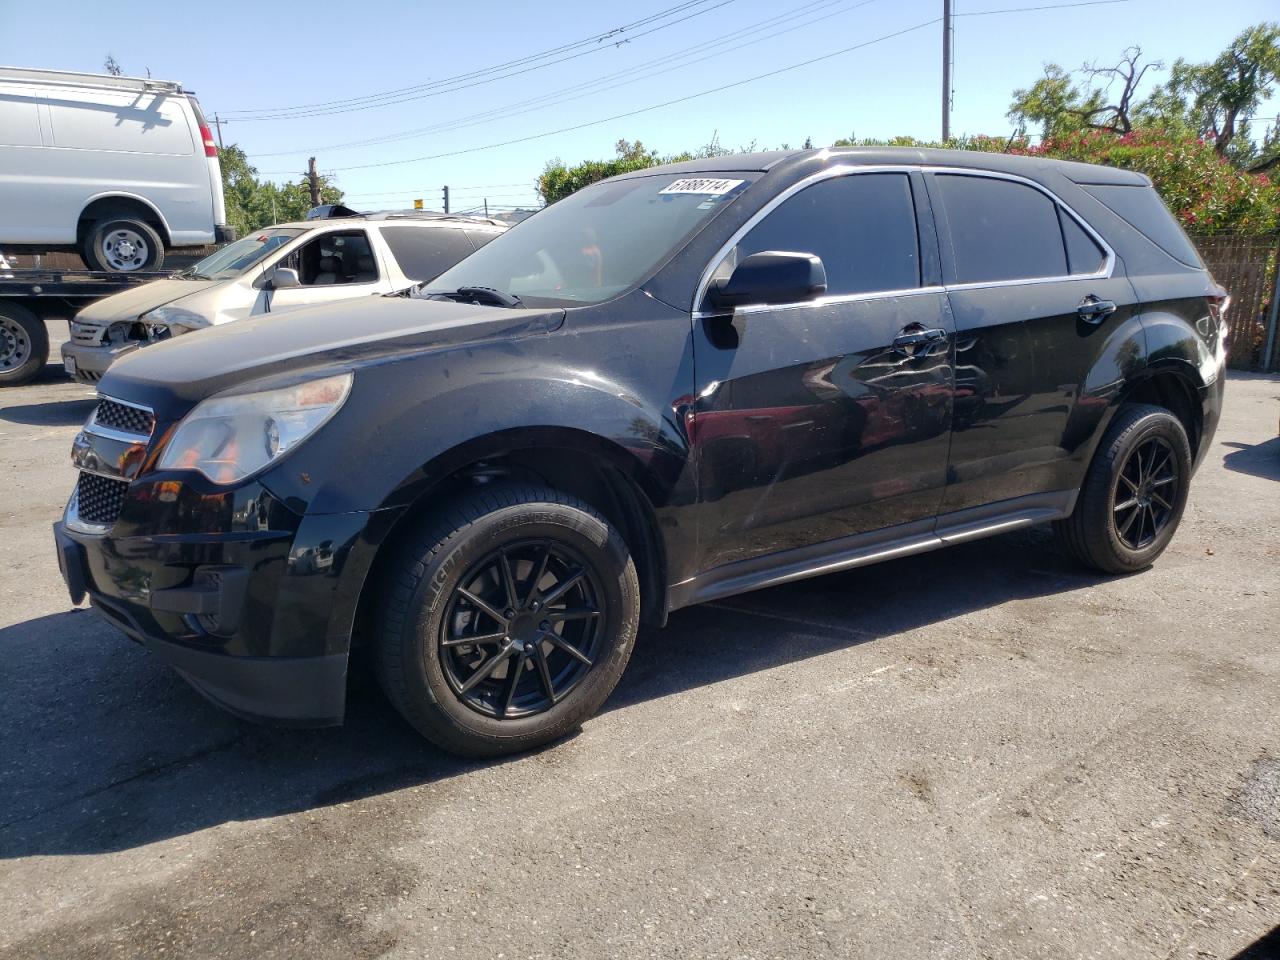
[1059,210,1107,275]
[937,175,1067,283]
[464,228,503,251]
[732,173,920,296]
[381,226,476,282]
[1081,183,1203,268]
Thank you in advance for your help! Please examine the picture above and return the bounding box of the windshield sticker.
[659,178,745,196]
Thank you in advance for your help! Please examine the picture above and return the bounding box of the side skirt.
[667,490,1077,611]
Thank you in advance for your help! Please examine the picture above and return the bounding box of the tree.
[103,55,122,77]
[1009,48,1159,139]
[1165,23,1280,167]
[218,145,343,235]
[537,135,734,204]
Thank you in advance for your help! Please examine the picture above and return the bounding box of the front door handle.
[892,326,948,356]
[1077,296,1117,324]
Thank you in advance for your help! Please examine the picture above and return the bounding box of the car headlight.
[157,372,353,484]
[140,305,210,334]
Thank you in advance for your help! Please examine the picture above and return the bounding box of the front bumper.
[53,500,385,727]
[61,338,141,384]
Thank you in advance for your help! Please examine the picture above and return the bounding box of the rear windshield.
[427,173,754,307]
[1082,184,1203,268]
[185,228,306,280]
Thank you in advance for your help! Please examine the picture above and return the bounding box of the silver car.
[62,211,506,383]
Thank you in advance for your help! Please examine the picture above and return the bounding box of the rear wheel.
[0,302,49,386]
[375,485,640,757]
[82,218,164,273]
[1054,403,1192,573]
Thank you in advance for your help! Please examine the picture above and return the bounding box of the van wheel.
[1054,403,1192,574]
[0,302,50,386]
[375,485,640,757]
[82,218,164,273]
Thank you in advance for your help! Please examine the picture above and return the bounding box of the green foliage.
[219,145,343,235]
[1009,129,1280,235]
[1009,64,1103,139]
[536,135,736,205]
[1167,22,1280,165]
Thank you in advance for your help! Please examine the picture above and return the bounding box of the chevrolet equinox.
[54,148,1228,757]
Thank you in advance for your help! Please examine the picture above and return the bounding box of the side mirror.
[269,267,301,289]
[707,251,827,310]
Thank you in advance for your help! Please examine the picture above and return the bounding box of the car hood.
[74,279,219,326]
[98,295,566,411]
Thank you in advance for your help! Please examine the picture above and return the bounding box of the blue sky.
[3,0,1276,212]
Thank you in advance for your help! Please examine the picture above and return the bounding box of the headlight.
[140,305,210,334]
[156,373,353,484]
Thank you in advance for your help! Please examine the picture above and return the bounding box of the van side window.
[279,230,379,285]
[728,173,920,297]
[380,226,475,283]
[936,175,1068,284]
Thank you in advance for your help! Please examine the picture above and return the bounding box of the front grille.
[75,472,128,526]
[70,322,103,344]
[94,397,154,436]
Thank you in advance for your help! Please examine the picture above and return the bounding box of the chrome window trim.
[690,163,1117,317]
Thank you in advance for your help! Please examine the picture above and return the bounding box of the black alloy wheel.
[1053,402,1192,574]
[441,540,605,719]
[1112,436,1179,550]
[374,484,640,757]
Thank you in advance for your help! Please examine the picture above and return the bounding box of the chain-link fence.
[1192,233,1280,372]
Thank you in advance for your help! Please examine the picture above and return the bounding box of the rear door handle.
[1077,296,1117,324]
[892,326,948,356]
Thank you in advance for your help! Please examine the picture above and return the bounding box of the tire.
[0,302,50,386]
[375,484,640,757]
[82,218,164,273]
[1054,403,1192,574]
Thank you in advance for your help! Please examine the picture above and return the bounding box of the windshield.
[428,173,754,307]
[187,228,306,280]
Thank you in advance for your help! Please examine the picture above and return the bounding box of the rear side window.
[730,172,920,296]
[1060,210,1107,275]
[1082,184,1203,268]
[464,228,503,250]
[381,226,476,282]
[936,175,1067,283]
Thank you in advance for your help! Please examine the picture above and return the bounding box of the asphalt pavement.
[1,320,1277,959]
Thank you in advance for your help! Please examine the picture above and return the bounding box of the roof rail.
[0,65,185,95]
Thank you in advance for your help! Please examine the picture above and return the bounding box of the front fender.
[258,330,696,518]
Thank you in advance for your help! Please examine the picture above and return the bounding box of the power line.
[221,0,738,121]
[955,0,1130,16]
[262,17,940,176]
[247,0,875,159]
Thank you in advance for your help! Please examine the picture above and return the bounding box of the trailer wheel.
[0,302,49,386]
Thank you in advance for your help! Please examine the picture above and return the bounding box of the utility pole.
[942,0,953,142]
[484,199,489,218]
[442,185,450,214]
[212,113,225,150]
[307,157,322,207]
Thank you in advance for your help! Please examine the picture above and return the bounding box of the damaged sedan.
[60,210,506,383]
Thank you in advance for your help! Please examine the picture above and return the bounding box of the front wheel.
[1054,403,1192,574]
[375,485,640,757]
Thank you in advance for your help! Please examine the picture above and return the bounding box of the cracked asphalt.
[1,320,1277,960]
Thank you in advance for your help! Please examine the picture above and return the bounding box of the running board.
[668,490,1077,610]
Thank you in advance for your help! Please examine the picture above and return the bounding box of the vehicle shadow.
[1222,438,1280,482]
[0,527,1102,859]
[0,396,95,427]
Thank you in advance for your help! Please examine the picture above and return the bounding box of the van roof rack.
[0,65,186,95]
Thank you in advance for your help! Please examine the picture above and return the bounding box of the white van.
[0,66,234,273]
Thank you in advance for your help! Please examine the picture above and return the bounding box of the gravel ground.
[1,321,1277,960]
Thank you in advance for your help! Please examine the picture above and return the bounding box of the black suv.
[54,148,1227,756]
